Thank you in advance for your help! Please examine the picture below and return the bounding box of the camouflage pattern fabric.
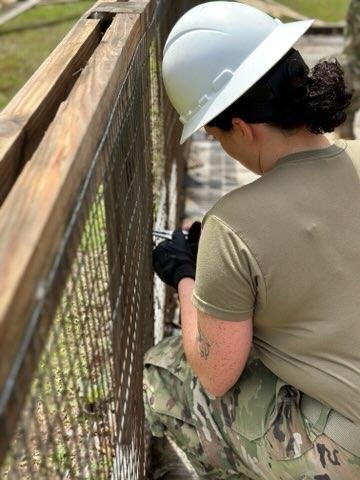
[340,0,360,134]
[143,336,360,480]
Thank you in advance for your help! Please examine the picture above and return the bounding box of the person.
[337,0,360,139]
[143,2,360,479]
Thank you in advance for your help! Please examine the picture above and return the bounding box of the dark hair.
[207,49,352,134]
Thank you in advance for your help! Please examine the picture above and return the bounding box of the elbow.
[185,352,242,398]
[205,386,231,398]
[188,360,241,398]
[187,363,229,397]
[198,376,234,398]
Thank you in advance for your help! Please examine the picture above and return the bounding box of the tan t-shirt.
[192,140,360,423]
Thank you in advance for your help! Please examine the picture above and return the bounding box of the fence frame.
[0,0,185,470]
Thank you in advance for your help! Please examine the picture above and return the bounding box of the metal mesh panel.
[151,1,193,344]
[0,1,196,478]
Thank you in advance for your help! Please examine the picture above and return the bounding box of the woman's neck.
[279,131,332,157]
[259,127,332,174]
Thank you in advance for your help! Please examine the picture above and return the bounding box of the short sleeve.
[192,214,266,321]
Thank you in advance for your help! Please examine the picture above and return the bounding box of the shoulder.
[204,169,287,233]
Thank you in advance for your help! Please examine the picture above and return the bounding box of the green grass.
[277,0,350,22]
[0,1,94,110]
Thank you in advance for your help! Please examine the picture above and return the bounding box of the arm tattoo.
[196,326,211,360]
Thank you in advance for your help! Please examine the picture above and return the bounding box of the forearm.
[178,277,252,397]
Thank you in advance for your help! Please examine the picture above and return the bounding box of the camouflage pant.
[143,336,360,480]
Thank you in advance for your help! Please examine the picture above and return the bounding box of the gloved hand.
[153,227,197,290]
[187,221,201,260]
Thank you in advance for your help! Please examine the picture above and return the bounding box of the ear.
[231,118,255,143]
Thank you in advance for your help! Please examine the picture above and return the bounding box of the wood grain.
[0,19,102,204]
[0,0,130,205]
[89,0,154,16]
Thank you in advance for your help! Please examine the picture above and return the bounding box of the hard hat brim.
[180,19,314,144]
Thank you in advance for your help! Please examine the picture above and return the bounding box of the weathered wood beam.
[89,0,154,16]
[0,19,102,204]
[0,0,142,205]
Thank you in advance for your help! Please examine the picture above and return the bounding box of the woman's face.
[204,124,262,174]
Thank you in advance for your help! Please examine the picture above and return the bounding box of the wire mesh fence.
[0,1,198,478]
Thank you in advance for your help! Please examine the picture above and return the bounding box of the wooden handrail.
[0,16,105,204]
[0,0,152,205]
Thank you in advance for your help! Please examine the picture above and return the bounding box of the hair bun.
[304,59,352,134]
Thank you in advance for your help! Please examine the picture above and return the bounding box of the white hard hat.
[162,1,313,144]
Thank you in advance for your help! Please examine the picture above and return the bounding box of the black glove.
[187,221,201,260]
[153,228,196,290]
